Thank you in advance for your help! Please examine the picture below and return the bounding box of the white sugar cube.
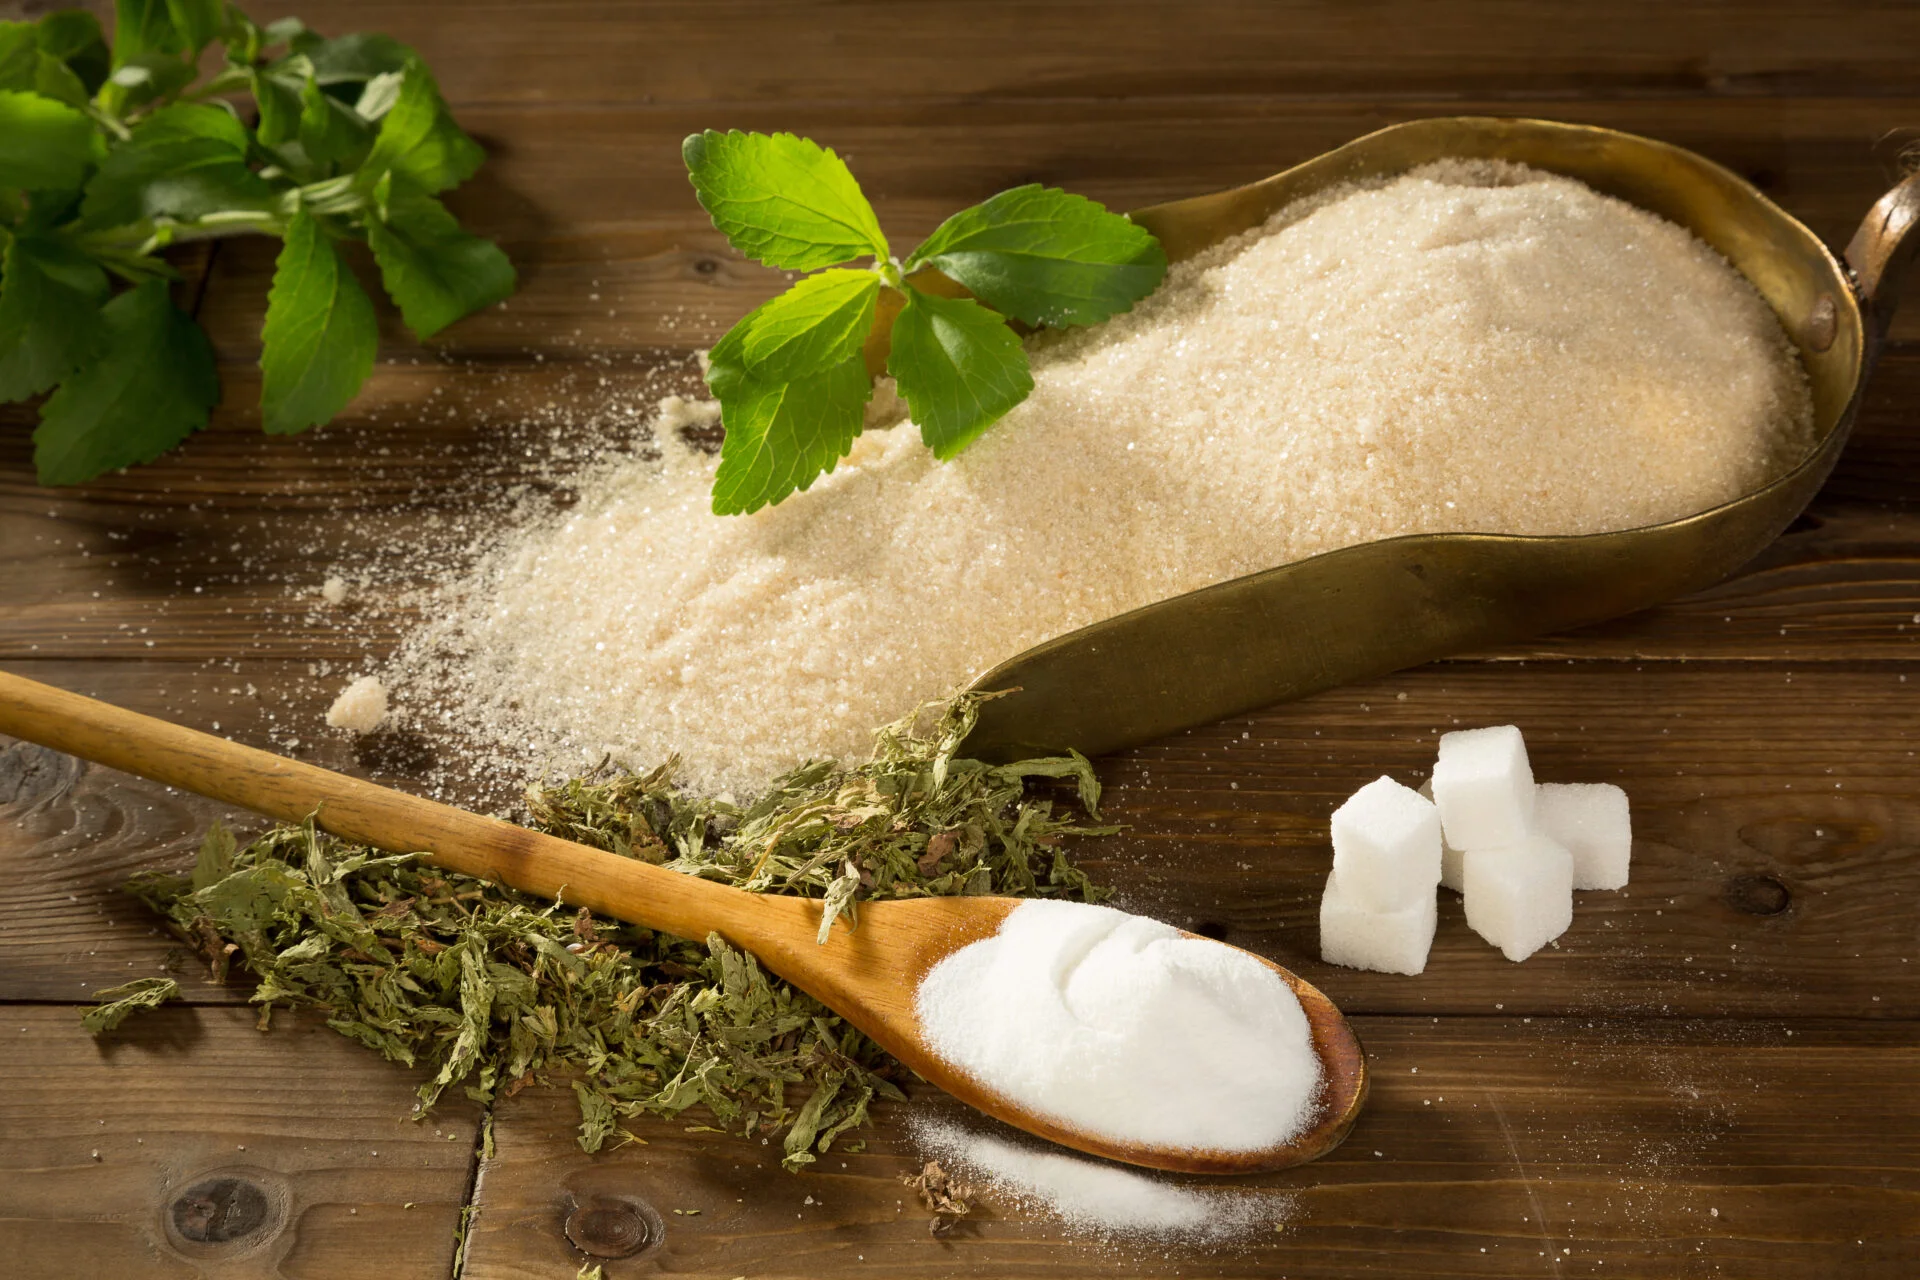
[1319,869,1437,975]
[1535,782,1632,890]
[1330,775,1442,911]
[1432,725,1534,849]
[1417,779,1468,893]
[1462,834,1573,962]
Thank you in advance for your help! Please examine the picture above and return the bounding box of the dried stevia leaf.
[81,976,179,1033]
[90,692,1114,1165]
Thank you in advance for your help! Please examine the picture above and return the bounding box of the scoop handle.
[0,668,778,945]
[1847,167,1920,342]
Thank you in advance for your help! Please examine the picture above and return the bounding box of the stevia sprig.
[684,130,1167,515]
[0,2,515,484]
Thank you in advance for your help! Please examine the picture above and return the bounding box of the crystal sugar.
[1432,725,1535,849]
[1535,782,1632,890]
[1319,869,1438,975]
[1461,833,1574,962]
[1330,775,1442,911]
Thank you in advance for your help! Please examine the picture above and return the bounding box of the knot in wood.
[1724,873,1791,916]
[171,1176,271,1245]
[565,1194,663,1259]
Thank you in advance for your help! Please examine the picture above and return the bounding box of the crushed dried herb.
[903,1159,978,1236]
[88,694,1113,1169]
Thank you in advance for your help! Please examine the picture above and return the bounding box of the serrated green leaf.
[364,187,515,339]
[33,278,217,484]
[250,60,305,147]
[903,184,1166,328]
[361,58,483,194]
[298,73,372,167]
[112,0,184,64]
[716,269,880,383]
[80,102,275,228]
[887,288,1033,459]
[683,130,888,271]
[709,356,872,515]
[0,90,99,191]
[163,0,226,53]
[99,50,196,115]
[0,23,89,108]
[35,11,110,94]
[260,209,378,435]
[0,229,109,401]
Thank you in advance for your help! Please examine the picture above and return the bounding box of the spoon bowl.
[0,669,1364,1175]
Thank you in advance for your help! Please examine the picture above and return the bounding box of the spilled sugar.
[910,1117,1296,1244]
[914,899,1322,1153]
[384,159,1813,791]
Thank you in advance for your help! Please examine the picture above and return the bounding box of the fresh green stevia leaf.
[99,50,196,115]
[111,0,185,63]
[683,130,889,271]
[81,977,180,1033]
[709,356,873,515]
[0,22,90,110]
[163,0,226,54]
[364,186,515,339]
[361,58,483,194]
[290,30,413,86]
[33,277,218,484]
[298,73,372,167]
[903,184,1167,328]
[260,209,378,435]
[887,288,1034,460]
[250,60,307,148]
[353,69,404,122]
[80,102,276,229]
[725,268,881,380]
[0,229,110,401]
[35,11,111,94]
[0,90,100,192]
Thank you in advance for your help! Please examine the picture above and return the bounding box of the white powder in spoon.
[914,899,1322,1153]
[388,159,1812,792]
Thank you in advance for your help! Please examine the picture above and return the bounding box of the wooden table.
[5,2,1919,1275]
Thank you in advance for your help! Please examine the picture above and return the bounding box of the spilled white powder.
[396,160,1813,791]
[320,575,349,605]
[325,675,388,732]
[914,900,1321,1152]
[911,1117,1295,1244]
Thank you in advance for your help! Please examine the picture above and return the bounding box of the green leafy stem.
[684,130,1167,515]
[1,1,516,485]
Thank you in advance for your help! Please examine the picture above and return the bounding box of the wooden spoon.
[0,669,1366,1174]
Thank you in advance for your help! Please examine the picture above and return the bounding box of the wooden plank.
[6,658,1919,1021]
[459,1018,1920,1279]
[176,1,1920,106]
[183,94,1920,362]
[0,1004,482,1279]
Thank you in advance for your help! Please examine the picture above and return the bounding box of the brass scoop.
[956,117,1920,762]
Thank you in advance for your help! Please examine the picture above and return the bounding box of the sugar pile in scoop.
[914,899,1323,1152]
[382,159,1812,791]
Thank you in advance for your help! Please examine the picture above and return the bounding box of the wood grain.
[459,1018,1920,1280]
[0,1004,483,1280]
[7,658,1920,1023]
[183,94,1920,360]
[4,1,1919,1272]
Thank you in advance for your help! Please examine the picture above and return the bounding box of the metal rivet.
[1806,294,1837,352]
[171,1177,271,1245]
[1725,874,1791,916]
[565,1196,663,1259]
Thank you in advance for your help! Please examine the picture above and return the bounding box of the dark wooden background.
[4,2,1919,1276]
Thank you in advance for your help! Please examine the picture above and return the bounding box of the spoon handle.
[0,668,770,944]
